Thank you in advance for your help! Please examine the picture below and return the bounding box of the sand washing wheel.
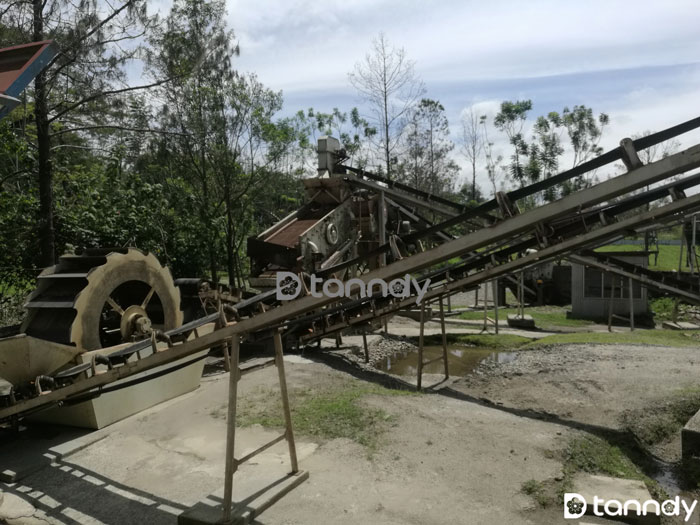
[21,248,183,351]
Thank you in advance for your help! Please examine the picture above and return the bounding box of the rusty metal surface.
[0,41,56,91]
[265,219,320,247]
[0,40,58,119]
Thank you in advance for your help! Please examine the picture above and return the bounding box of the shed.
[570,251,649,321]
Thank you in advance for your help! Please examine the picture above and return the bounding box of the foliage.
[494,100,532,185]
[292,107,376,171]
[397,98,460,195]
[2,0,164,266]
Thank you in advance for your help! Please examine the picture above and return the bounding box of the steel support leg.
[222,337,240,522]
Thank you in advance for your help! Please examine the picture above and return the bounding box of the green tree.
[2,0,166,267]
[148,0,238,282]
[494,100,532,186]
[399,99,459,196]
[562,105,609,167]
[529,113,564,201]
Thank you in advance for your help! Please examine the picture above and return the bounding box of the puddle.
[376,345,518,376]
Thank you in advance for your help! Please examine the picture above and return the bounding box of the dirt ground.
[452,342,700,461]
[1,317,700,525]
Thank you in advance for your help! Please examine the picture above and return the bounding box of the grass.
[596,244,692,272]
[650,297,699,323]
[622,386,700,447]
[0,278,33,327]
[563,435,650,482]
[235,383,414,452]
[526,329,700,348]
[650,297,678,322]
[521,479,551,508]
[522,434,664,508]
[420,332,533,349]
[459,305,594,329]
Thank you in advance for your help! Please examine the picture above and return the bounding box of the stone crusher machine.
[247,137,464,296]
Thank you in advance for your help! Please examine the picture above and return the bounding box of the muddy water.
[376,345,518,376]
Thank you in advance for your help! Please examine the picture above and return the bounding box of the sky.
[224,0,700,189]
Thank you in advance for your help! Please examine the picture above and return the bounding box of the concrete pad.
[573,473,658,525]
[0,425,97,482]
[662,321,700,330]
[506,314,536,329]
[682,409,700,459]
[178,471,308,525]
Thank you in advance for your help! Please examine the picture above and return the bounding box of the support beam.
[273,332,299,473]
[439,297,449,379]
[417,302,426,391]
[347,175,459,218]
[222,337,240,522]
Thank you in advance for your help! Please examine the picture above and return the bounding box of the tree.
[292,107,376,173]
[633,131,680,165]
[494,100,532,186]
[349,33,424,179]
[480,115,504,197]
[399,99,459,196]
[460,106,484,202]
[2,0,167,266]
[561,105,609,167]
[148,0,239,282]
[529,113,564,201]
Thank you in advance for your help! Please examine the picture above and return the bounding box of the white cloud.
[228,0,700,93]
[220,0,700,194]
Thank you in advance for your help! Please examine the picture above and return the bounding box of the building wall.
[571,254,648,319]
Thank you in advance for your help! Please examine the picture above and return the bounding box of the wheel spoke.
[106,297,124,315]
[141,286,155,309]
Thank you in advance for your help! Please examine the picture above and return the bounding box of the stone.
[506,314,536,329]
[662,321,700,330]
[572,473,659,525]
[0,491,36,521]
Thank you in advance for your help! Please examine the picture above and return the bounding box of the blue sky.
[222,0,700,188]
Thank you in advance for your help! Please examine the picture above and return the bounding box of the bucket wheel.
[21,248,183,350]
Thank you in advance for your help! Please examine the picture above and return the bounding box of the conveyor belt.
[4,117,700,423]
